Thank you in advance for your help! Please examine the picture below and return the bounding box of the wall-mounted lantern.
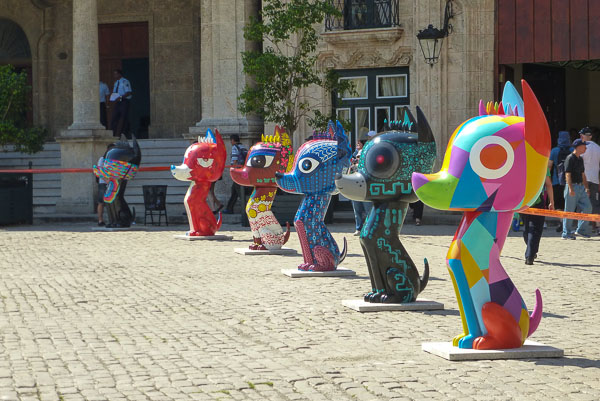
[416,1,454,66]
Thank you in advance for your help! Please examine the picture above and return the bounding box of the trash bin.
[0,173,33,225]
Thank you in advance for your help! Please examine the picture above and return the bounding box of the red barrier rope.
[1,167,597,222]
[0,165,238,174]
[520,207,600,222]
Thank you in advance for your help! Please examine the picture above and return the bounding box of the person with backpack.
[548,130,572,232]
[562,138,593,239]
[223,134,248,214]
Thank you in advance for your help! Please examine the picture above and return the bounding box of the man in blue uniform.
[110,69,132,137]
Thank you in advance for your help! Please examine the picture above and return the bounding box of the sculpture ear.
[205,128,216,144]
[522,79,551,157]
[400,107,417,132]
[131,135,142,165]
[335,120,351,161]
[416,106,435,144]
[502,81,524,117]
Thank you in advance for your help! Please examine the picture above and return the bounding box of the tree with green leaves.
[239,0,353,137]
[0,65,47,154]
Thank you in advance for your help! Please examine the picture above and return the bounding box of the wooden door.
[98,22,149,134]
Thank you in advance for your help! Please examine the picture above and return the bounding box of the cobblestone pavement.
[0,221,599,401]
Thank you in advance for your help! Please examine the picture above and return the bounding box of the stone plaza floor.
[0,222,599,401]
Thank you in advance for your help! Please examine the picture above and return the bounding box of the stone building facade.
[0,0,496,214]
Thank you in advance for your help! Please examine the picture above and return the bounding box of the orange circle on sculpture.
[480,144,507,170]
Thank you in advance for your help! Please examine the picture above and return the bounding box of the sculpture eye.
[365,142,400,179]
[298,157,320,174]
[247,155,275,168]
[197,158,214,168]
[469,136,514,180]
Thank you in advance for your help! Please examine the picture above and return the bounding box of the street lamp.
[416,0,454,66]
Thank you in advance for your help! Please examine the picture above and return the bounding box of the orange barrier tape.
[520,207,600,222]
[0,165,239,174]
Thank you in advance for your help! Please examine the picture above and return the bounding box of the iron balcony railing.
[325,0,400,31]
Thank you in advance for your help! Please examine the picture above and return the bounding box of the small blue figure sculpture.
[335,107,437,302]
[276,121,351,271]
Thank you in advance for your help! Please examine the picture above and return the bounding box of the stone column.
[68,0,104,131]
[56,0,113,215]
[186,0,263,213]
[188,0,263,143]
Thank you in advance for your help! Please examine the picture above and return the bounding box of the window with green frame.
[333,67,409,149]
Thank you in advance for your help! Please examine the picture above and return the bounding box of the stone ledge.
[321,27,403,45]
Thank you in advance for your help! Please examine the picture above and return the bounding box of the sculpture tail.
[339,237,347,264]
[419,258,430,294]
[282,222,291,245]
[131,206,136,224]
[216,212,223,231]
[527,289,543,337]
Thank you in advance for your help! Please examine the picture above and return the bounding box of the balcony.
[325,0,399,31]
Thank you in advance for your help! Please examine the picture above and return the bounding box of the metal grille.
[325,0,399,31]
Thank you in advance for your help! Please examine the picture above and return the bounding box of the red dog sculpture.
[171,129,227,236]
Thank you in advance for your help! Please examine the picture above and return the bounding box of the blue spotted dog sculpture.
[335,108,437,302]
[276,121,351,271]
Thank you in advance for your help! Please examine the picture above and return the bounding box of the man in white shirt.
[99,81,110,129]
[580,127,600,233]
[110,69,133,137]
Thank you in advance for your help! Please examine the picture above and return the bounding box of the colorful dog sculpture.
[230,126,293,250]
[335,107,436,303]
[171,129,227,236]
[94,135,141,228]
[276,121,351,271]
[412,80,550,349]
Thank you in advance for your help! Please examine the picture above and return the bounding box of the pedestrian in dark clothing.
[223,134,247,214]
[548,130,572,232]
[349,139,371,235]
[522,169,554,264]
[548,131,572,211]
[562,138,593,239]
[110,69,132,137]
[99,81,110,129]
[409,201,424,225]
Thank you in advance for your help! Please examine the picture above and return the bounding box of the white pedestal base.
[234,247,297,255]
[421,340,564,361]
[341,299,444,312]
[281,267,356,278]
[173,234,233,241]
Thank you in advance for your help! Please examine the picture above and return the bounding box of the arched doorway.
[0,18,33,123]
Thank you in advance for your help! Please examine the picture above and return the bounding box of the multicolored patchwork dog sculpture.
[94,135,141,228]
[276,121,351,271]
[335,107,437,303]
[171,129,227,236]
[412,80,550,349]
[230,126,293,250]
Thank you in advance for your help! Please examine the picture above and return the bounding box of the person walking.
[579,127,600,234]
[522,169,554,264]
[223,134,247,214]
[548,130,572,232]
[562,138,593,239]
[110,69,132,137]
[349,138,371,235]
[99,81,110,129]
